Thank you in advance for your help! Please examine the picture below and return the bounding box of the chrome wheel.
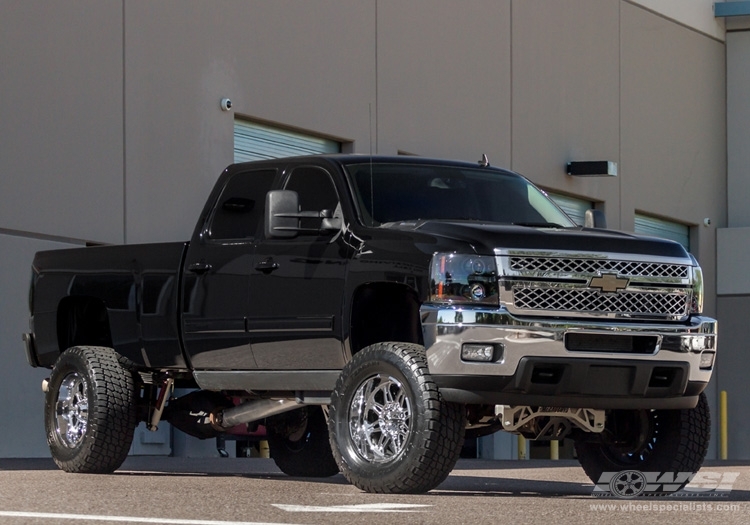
[46,347,137,473]
[55,372,89,448]
[348,373,412,463]
[329,343,466,493]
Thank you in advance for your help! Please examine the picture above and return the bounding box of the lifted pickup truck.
[25,155,716,493]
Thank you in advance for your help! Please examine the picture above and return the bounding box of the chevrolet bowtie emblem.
[589,274,629,293]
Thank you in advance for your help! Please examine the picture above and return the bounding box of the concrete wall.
[718,227,750,296]
[718,21,750,459]
[632,0,725,40]
[511,0,621,223]
[0,0,728,458]
[376,0,511,162]
[123,1,378,243]
[716,296,750,459]
[726,30,750,228]
[0,1,125,245]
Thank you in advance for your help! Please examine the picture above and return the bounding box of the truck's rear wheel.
[575,392,710,491]
[45,346,137,473]
[328,342,465,494]
[267,406,339,477]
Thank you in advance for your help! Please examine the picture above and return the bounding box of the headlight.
[690,263,704,314]
[429,253,498,305]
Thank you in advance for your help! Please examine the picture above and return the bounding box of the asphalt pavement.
[0,457,748,524]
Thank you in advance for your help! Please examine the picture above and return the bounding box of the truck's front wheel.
[45,346,137,473]
[575,392,710,490]
[328,342,465,494]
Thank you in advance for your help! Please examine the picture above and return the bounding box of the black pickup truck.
[24,154,716,493]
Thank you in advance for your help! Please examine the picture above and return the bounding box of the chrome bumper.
[421,305,717,409]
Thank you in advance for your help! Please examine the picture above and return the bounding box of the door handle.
[255,258,280,274]
[187,261,213,274]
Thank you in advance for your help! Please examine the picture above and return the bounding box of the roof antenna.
[478,154,490,167]
[369,103,374,224]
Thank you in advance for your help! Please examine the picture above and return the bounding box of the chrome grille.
[509,256,688,278]
[498,250,695,320]
[512,287,688,317]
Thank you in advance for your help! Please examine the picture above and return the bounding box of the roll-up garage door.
[234,119,340,162]
[546,192,593,227]
[634,213,689,250]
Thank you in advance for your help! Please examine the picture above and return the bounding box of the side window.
[284,166,339,230]
[209,169,276,240]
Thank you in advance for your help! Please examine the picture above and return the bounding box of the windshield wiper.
[511,221,569,228]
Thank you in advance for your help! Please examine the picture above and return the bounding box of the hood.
[383,220,689,259]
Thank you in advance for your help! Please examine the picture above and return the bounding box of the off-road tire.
[45,346,137,473]
[267,406,339,477]
[328,342,465,494]
[575,392,711,491]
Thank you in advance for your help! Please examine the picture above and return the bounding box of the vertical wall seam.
[374,0,379,154]
[724,35,729,229]
[122,0,127,244]
[509,0,513,171]
[618,0,623,231]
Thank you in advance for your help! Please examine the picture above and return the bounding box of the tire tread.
[329,342,465,494]
[576,392,711,489]
[46,346,137,474]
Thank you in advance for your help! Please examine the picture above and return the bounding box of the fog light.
[461,344,495,362]
[699,351,715,370]
[682,335,714,352]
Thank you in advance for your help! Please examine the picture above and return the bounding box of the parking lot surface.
[0,457,748,524]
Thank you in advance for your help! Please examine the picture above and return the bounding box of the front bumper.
[421,305,717,410]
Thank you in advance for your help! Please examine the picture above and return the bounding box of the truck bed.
[31,242,188,369]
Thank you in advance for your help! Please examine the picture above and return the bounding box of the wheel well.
[349,283,422,355]
[56,296,113,352]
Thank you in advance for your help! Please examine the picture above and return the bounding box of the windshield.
[346,163,576,228]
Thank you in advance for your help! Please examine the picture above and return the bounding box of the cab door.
[181,168,276,369]
[248,165,351,371]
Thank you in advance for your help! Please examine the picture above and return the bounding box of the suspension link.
[496,405,605,440]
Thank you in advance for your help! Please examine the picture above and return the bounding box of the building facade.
[0,0,732,458]
[717,3,750,460]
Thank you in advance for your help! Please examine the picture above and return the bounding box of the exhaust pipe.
[211,398,300,430]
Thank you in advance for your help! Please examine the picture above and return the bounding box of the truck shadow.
[434,474,750,501]
[3,457,747,501]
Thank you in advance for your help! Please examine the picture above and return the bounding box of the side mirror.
[584,209,607,229]
[265,191,344,238]
[265,190,300,239]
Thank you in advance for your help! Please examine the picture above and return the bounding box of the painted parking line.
[0,511,302,525]
[273,503,432,513]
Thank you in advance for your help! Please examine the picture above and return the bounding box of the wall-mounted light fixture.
[566,161,618,177]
